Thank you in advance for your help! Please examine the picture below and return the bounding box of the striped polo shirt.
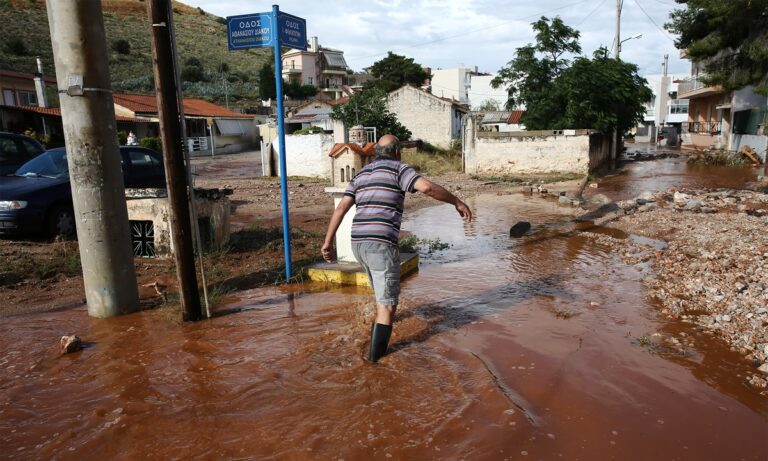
[344,157,421,246]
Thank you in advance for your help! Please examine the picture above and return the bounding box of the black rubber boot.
[368,323,392,363]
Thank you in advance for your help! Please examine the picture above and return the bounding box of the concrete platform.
[306,253,419,286]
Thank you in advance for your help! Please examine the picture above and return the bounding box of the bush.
[112,39,130,55]
[687,150,749,166]
[292,126,324,135]
[184,57,202,67]
[4,38,28,55]
[117,130,128,146]
[215,17,227,25]
[181,65,204,82]
[140,137,162,153]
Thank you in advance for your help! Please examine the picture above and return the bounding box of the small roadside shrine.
[328,125,376,186]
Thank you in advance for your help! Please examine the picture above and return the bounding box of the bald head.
[375,134,400,159]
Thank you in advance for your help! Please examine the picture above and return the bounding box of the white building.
[467,75,509,111]
[282,36,350,101]
[636,72,689,143]
[387,85,468,150]
[430,67,509,110]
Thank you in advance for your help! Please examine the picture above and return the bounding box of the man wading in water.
[321,134,472,362]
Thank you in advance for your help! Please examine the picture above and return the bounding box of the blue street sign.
[227,6,307,281]
[226,13,273,50]
[277,12,307,51]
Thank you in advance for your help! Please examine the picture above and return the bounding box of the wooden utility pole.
[148,0,202,321]
[46,0,139,318]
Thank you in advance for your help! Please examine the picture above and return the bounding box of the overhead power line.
[346,0,593,62]
[576,0,609,27]
[632,0,676,42]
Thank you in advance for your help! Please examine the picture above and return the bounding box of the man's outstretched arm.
[321,195,355,262]
[413,177,472,222]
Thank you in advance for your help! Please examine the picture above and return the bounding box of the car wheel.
[47,205,76,240]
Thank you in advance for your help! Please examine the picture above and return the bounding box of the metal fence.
[685,121,721,135]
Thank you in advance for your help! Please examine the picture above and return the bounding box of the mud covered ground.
[583,187,768,391]
[0,151,583,317]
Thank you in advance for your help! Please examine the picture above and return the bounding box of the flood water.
[1,155,767,460]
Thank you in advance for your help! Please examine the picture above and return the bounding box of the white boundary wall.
[463,117,609,175]
[272,133,335,178]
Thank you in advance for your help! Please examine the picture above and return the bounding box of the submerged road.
[1,153,766,460]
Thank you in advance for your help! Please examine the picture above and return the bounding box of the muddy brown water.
[595,150,758,201]
[2,158,767,460]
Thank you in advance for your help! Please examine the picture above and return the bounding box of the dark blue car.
[0,132,45,176]
[0,146,165,239]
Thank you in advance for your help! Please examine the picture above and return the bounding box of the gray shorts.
[352,241,401,306]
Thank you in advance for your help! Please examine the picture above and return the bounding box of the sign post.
[227,5,306,282]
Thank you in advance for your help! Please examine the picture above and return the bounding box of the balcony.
[677,77,721,99]
[282,65,302,74]
[320,66,348,75]
[685,121,721,135]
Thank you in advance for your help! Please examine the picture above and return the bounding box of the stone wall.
[463,117,609,175]
[125,189,231,258]
[387,86,456,149]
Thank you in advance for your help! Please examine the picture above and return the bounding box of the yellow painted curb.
[306,253,419,286]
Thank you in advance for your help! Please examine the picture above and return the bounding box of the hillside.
[0,0,271,109]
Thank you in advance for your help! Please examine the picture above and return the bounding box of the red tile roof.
[328,142,376,158]
[1,104,152,122]
[112,93,253,119]
[327,96,349,106]
[508,110,525,124]
[0,69,57,84]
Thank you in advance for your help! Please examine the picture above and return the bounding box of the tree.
[284,80,317,99]
[331,88,412,140]
[665,0,768,95]
[555,48,653,133]
[477,99,501,112]
[492,16,580,110]
[366,52,430,93]
[258,63,276,100]
[491,17,651,134]
[112,39,131,55]
[4,38,28,55]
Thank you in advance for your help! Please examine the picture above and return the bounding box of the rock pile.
[589,188,768,391]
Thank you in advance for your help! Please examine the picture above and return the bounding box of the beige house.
[282,36,350,101]
[386,85,468,150]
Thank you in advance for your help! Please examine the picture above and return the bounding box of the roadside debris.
[60,335,82,354]
[582,187,768,392]
[509,221,532,238]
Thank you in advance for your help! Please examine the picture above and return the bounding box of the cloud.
[188,0,689,76]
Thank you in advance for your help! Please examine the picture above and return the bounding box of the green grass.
[401,150,463,176]
[470,173,586,184]
[0,241,81,286]
[0,0,270,108]
[398,235,450,254]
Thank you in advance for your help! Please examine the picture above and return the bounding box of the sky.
[186,0,691,78]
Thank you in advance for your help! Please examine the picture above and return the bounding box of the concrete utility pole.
[614,0,622,59]
[611,0,623,163]
[148,0,203,321]
[46,0,140,318]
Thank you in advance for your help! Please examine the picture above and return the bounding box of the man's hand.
[455,200,472,222]
[321,241,336,262]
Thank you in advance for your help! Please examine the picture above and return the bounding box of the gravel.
[582,187,768,391]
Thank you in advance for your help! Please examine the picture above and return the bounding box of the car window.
[20,139,43,157]
[128,149,161,167]
[15,150,69,178]
[0,137,21,163]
